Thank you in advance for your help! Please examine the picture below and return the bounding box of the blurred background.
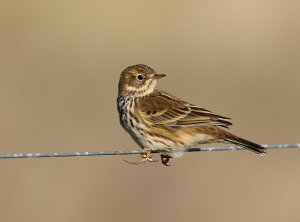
[0,0,299,221]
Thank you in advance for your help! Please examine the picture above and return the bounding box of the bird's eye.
[136,74,144,81]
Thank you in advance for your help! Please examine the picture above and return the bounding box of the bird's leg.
[141,148,158,163]
[161,154,172,166]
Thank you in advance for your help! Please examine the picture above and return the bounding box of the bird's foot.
[161,154,172,166]
[123,149,158,165]
[141,149,158,163]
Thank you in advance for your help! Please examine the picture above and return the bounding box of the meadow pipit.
[117,64,266,165]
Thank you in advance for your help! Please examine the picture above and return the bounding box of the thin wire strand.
[0,143,298,159]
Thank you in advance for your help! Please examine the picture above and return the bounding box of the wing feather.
[137,90,232,128]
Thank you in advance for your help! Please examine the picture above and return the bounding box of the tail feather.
[223,132,266,155]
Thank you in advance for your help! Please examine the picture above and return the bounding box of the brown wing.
[137,90,232,128]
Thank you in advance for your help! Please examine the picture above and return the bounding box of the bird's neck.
[119,87,154,98]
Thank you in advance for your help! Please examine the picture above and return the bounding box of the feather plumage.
[137,89,232,128]
[117,64,266,165]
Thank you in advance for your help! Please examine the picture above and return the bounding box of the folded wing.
[137,90,232,128]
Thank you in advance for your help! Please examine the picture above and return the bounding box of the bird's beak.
[152,73,166,79]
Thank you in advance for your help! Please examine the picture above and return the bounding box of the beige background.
[0,0,300,222]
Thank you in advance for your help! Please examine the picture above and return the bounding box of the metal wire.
[0,143,298,159]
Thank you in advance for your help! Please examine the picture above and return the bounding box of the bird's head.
[118,64,166,97]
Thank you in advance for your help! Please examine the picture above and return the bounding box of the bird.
[117,64,266,166]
